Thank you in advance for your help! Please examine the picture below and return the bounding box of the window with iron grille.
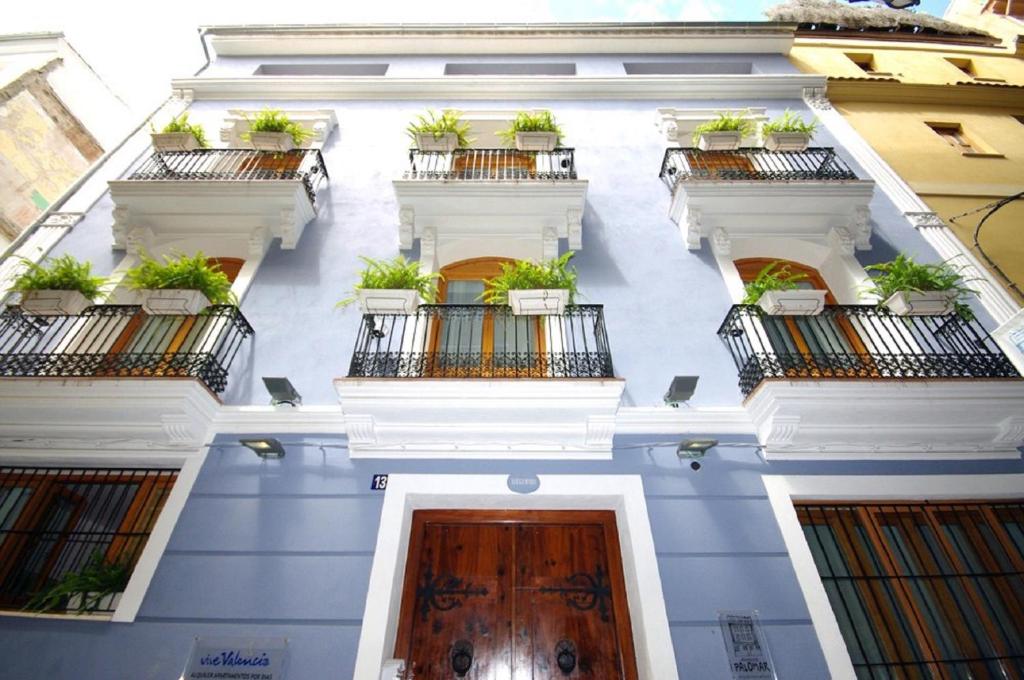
[0,467,178,614]
[797,501,1024,679]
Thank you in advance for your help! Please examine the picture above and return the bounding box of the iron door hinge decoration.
[415,566,489,622]
[540,564,612,622]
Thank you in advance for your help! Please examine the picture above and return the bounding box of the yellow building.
[770,0,1024,306]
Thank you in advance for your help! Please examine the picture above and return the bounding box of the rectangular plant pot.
[883,290,958,316]
[249,131,295,152]
[764,132,811,152]
[508,289,569,316]
[515,131,558,152]
[756,289,827,316]
[139,289,211,316]
[415,132,458,152]
[357,289,421,315]
[151,132,199,152]
[697,131,743,151]
[20,290,92,316]
[67,591,122,614]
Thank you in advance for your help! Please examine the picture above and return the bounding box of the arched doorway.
[428,258,545,377]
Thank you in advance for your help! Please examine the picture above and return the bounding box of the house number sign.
[507,473,540,494]
[182,636,288,680]
[370,474,389,490]
[718,611,777,680]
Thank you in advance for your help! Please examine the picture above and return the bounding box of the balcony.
[0,305,253,394]
[392,148,588,257]
[658,148,874,252]
[335,304,624,459]
[107,148,330,254]
[718,305,1024,458]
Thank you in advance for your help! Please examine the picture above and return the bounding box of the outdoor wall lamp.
[677,439,718,470]
[664,376,698,407]
[262,377,302,406]
[240,438,286,459]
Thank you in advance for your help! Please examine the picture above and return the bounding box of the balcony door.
[394,510,638,680]
[735,258,874,379]
[428,258,544,377]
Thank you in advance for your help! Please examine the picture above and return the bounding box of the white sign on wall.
[718,611,777,680]
[182,637,289,680]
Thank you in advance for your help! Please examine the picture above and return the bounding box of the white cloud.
[622,0,726,21]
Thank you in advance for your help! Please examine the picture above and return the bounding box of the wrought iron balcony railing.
[718,305,1020,397]
[127,148,329,206]
[660,147,858,189]
[404,148,577,181]
[348,304,613,378]
[0,305,254,394]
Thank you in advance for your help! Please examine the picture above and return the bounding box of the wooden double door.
[395,510,638,679]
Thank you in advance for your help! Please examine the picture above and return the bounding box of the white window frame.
[764,474,1024,680]
[0,448,208,623]
[352,473,679,680]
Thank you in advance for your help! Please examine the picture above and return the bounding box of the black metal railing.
[127,148,329,205]
[405,148,577,181]
[348,304,613,378]
[0,467,178,614]
[718,305,1020,396]
[660,147,858,189]
[0,305,254,394]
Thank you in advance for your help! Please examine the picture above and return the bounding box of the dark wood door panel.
[395,510,637,680]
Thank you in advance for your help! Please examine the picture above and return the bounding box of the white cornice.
[203,23,796,57]
[171,74,827,102]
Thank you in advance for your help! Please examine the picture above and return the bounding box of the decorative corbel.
[279,208,298,249]
[420,227,437,273]
[398,206,415,249]
[111,206,130,250]
[542,227,559,261]
[566,208,583,250]
[853,206,872,250]
[828,227,855,256]
[710,228,731,256]
[683,207,702,251]
[249,227,270,257]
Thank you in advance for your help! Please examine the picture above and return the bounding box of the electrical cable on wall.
[948,191,1024,301]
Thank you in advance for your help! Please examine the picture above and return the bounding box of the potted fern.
[692,111,755,151]
[337,255,441,314]
[125,252,236,315]
[482,252,578,316]
[742,261,826,316]
[762,110,818,152]
[863,254,976,318]
[10,255,106,315]
[498,111,563,152]
[24,553,129,615]
[151,113,208,152]
[406,109,472,152]
[243,109,312,152]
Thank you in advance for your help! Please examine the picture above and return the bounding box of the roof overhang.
[201,22,798,56]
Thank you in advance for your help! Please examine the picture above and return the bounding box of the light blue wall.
[1,433,1020,679]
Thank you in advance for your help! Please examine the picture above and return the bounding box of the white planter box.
[357,289,421,315]
[514,131,558,152]
[67,591,122,614]
[20,290,92,316]
[757,289,827,316]
[764,132,811,152]
[415,133,458,152]
[697,131,743,151]
[139,289,210,316]
[508,289,568,316]
[249,131,295,152]
[151,132,199,152]
[883,290,958,316]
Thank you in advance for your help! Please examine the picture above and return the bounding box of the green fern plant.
[862,254,977,319]
[692,111,755,145]
[406,109,473,148]
[336,256,442,307]
[155,113,209,147]
[481,252,579,305]
[125,252,237,305]
[24,552,130,614]
[497,111,563,147]
[741,261,809,305]
[762,110,819,136]
[243,108,311,146]
[9,255,106,300]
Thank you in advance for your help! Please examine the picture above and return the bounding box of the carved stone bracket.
[398,206,415,249]
[420,227,437,272]
[828,227,855,256]
[853,206,872,250]
[711,228,731,256]
[905,211,946,230]
[542,227,559,262]
[683,207,702,251]
[566,208,583,250]
[802,86,832,111]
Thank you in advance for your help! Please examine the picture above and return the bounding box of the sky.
[6,0,952,114]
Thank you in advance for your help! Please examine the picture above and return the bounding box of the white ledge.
[171,74,828,102]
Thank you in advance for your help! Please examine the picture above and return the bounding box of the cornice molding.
[827,79,1024,108]
[171,74,827,102]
